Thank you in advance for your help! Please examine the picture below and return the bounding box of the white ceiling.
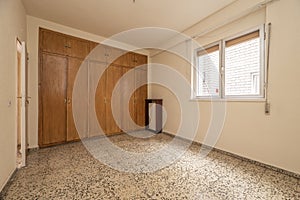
[22,0,235,38]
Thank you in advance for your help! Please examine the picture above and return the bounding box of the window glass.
[196,45,220,97]
[225,37,260,96]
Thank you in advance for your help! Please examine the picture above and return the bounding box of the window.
[194,26,265,100]
[196,44,220,97]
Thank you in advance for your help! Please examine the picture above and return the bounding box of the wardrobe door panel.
[91,61,107,136]
[89,42,107,63]
[107,47,127,66]
[67,58,88,141]
[136,53,148,68]
[67,38,90,59]
[121,66,136,132]
[117,52,130,67]
[135,67,148,127]
[128,52,136,67]
[105,65,122,135]
[41,53,67,146]
[129,53,147,68]
[40,29,67,55]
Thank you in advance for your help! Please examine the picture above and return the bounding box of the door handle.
[64,98,67,104]
[67,98,71,104]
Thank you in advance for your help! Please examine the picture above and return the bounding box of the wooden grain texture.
[132,54,148,128]
[41,53,67,146]
[66,57,87,141]
[92,61,107,136]
[135,68,148,127]
[107,47,127,66]
[105,65,122,135]
[38,28,148,144]
[40,28,67,55]
[89,42,107,63]
[67,37,90,59]
[120,66,136,132]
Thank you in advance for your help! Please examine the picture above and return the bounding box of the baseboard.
[28,145,39,149]
[28,145,39,152]
[162,131,300,179]
[0,168,17,197]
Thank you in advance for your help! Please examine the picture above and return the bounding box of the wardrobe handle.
[67,98,71,104]
[64,98,67,104]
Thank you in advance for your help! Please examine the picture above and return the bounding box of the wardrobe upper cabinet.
[40,28,67,55]
[40,28,90,59]
[40,53,67,146]
[129,53,148,68]
[67,37,90,59]
[107,47,128,67]
[88,42,107,63]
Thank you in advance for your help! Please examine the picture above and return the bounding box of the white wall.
[150,0,300,174]
[0,0,27,191]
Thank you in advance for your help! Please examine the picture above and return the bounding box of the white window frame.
[193,41,222,100]
[192,25,265,101]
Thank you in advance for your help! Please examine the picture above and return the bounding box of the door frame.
[16,39,27,168]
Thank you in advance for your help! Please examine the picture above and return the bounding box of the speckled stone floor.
[1,132,299,199]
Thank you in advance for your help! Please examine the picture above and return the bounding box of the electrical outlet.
[265,102,270,114]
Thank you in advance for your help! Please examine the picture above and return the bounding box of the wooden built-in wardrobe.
[38,28,148,147]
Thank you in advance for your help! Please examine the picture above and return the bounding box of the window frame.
[194,41,222,99]
[193,25,265,101]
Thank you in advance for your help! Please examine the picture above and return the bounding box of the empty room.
[0,0,299,199]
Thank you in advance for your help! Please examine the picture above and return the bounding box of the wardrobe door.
[67,37,90,59]
[135,53,148,68]
[121,66,136,132]
[129,53,148,128]
[40,53,67,146]
[105,65,122,135]
[40,29,67,55]
[135,67,148,127]
[92,61,107,136]
[66,57,88,141]
[89,42,108,63]
[107,47,126,66]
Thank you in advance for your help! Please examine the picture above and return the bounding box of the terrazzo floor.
[1,132,299,200]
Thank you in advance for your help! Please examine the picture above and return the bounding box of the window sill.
[190,97,266,102]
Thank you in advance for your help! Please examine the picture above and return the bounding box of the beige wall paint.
[150,0,300,174]
[0,0,27,191]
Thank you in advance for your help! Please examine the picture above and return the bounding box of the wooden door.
[66,57,88,141]
[105,65,122,135]
[121,66,136,132]
[40,53,67,146]
[67,37,90,59]
[40,28,67,55]
[134,67,148,127]
[92,61,107,136]
[135,53,148,68]
[89,42,108,63]
[107,47,127,66]
[131,53,148,128]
